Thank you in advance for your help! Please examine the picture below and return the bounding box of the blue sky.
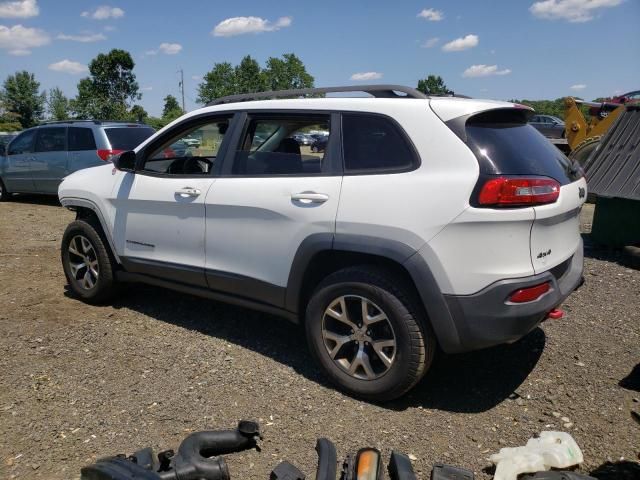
[1,0,639,116]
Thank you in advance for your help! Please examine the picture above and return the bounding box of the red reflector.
[97,149,124,162]
[509,282,551,303]
[478,177,560,207]
[547,308,564,319]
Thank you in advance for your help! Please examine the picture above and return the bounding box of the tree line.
[0,49,317,132]
[2,47,585,133]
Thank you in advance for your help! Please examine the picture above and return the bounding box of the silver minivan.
[0,120,154,200]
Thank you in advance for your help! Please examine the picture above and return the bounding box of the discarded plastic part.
[431,463,474,479]
[490,431,584,480]
[80,421,261,480]
[521,471,597,479]
[355,448,382,480]
[314,438,337,480]
[546,309,564,320]
[388,451,417,480]
[270,461,306,480]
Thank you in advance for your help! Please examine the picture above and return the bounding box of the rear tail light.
[508,282,551,303]
[97,149,124,162]
[478,176,560,207]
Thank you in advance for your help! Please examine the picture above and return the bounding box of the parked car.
[529,115,566,139]
[57,85,586,401]
[182,136,201,148]
[310,135,329,153]
[588,89,640,118]
[292,133,313,146]
[0,120,154,200]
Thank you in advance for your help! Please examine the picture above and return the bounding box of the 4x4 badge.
[578,187,586,199]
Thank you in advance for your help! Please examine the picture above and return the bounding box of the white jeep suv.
[58,85,586,401]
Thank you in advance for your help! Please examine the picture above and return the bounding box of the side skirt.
[115,271,299,323]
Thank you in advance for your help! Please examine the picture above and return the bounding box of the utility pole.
[178,69,186,113]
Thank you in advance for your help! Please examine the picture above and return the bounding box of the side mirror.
[113,150,136,172]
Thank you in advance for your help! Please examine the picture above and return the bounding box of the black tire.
[305,265,435,401]
[0,177,10,201]
[61,219,117,304]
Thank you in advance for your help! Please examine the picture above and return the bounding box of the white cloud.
[0,0,38,18]
[462,64,512,78]
[103,25,116,32]
[0,23,49,54]
[212,16,292,37]
[144,42,182,56]
[530,0,622,23]
[57,32,106,42]
[192,75,202,81]
[81,5,124,20]
[570,84,587,90]
[350,71,383,81]
[48,59,87,75]
[158,42,182,54]
[417,8,443,21]
[442,34,479,52]
[421,37,439,48]
[140,86,153,91]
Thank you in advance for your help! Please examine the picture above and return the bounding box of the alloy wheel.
[321,295,397,380]
[67,235,99,290]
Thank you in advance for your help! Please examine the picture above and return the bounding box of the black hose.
[315,438,337,480]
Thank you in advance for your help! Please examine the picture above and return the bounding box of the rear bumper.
[439,239,584,353]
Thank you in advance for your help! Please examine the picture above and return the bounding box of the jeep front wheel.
[305,266,435,401]
[61,219,117,303]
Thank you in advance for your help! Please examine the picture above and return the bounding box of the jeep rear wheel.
[305,266,435,401]
[61,219,117,303]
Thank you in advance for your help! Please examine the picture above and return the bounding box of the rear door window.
[230,114,330,176]
[35,127,67,152]
[69,127,97,151]
[105,127,155,150]
[342,114,418,173]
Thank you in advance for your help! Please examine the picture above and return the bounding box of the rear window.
[462,110,580,185]
[105,127,154,150]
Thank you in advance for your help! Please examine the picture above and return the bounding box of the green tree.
[417,75,450,95]
[71,49,140,120]
[263,53,314,91]
[162,94,182,121]
[47,87,70,121]
[235,55,267,94]
[196,62,236,104]
[0,71,46,128]
[129,104,148,123]
[146,116,167,130]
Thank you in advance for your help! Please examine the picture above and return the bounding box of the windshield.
[105,127,155,150]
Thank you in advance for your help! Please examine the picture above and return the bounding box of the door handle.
[175,187,201,198]
[291,192,329,204]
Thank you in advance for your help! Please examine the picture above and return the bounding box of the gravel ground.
[0,198,638,479]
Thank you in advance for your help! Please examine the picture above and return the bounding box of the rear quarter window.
[68,127,97,151]
[105,127,155,150]
[342,113,418,173]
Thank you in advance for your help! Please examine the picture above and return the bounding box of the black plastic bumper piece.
[443,242,584,352]
[388,451,417,480]
[521,473,596,480]
[270,461,306,480]
[431,463,474,480]
[315,438,337,480]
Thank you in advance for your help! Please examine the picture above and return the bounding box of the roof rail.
[40,119,101,125]
[40,119,145,126]
[206,84,428,106]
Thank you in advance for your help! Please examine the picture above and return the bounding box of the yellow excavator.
[564,96,629,164]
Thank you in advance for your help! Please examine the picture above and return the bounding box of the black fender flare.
[285,233,462,352]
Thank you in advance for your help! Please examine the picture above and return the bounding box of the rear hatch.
[443,105,586,273]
